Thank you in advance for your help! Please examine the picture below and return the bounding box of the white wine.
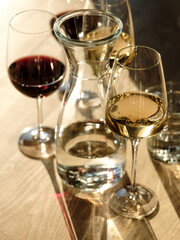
[85,27,132,50]
[111,32,134,67]
[112,32,133,57]
[106,92,167,139]
[85,28,133,60]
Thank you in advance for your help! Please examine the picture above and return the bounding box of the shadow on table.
[39,157,160,239]
[39,154,179,239]
[40,157,60,194]
[40,157,77,239]
[150,157,180,218]
[52,173,159,240]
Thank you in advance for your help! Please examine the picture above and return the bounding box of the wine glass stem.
[36,96,43,134]
[130,139,140,192]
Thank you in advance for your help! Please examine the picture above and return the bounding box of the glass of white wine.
[91,0,135,59]
[89,0,135,101]
[105,45,168,219]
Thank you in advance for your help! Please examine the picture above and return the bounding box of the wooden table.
[0,1,180,239]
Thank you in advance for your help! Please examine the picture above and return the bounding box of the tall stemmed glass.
[105,46,168,219]
[91,0,135,58]
[90,0,135,101]
[7,10,66,159]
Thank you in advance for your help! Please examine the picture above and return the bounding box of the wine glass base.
[109,184,158,219]
[18,126,55,159]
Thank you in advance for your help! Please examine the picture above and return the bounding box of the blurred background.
[129,0,180,83]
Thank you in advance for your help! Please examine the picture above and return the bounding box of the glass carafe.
[54,9,126,191]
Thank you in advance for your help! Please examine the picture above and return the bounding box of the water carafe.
[54,9,126,191]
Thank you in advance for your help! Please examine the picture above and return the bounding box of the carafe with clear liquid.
[54,9,126,191]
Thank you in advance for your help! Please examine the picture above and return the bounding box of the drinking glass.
[105,45,168,219]
[148,81,180,164]
[91,0,135,59]
[89,0,135,101]
[7,10,66,159]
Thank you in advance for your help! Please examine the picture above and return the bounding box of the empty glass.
[148,81,180,164]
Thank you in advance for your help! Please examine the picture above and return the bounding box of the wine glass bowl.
[88,0,135,101]
[91,0,135,58]
[7,10,66,159]
[105,45,168,219]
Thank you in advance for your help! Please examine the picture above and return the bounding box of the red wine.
[8,55,65,98]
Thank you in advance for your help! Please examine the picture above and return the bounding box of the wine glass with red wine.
[7,10,66,159]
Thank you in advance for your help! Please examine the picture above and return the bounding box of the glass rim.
[9,9,56,35]
[116,45,162,70]
[53,9,123,47]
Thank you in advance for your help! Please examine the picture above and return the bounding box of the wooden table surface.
[0,1,180,240]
